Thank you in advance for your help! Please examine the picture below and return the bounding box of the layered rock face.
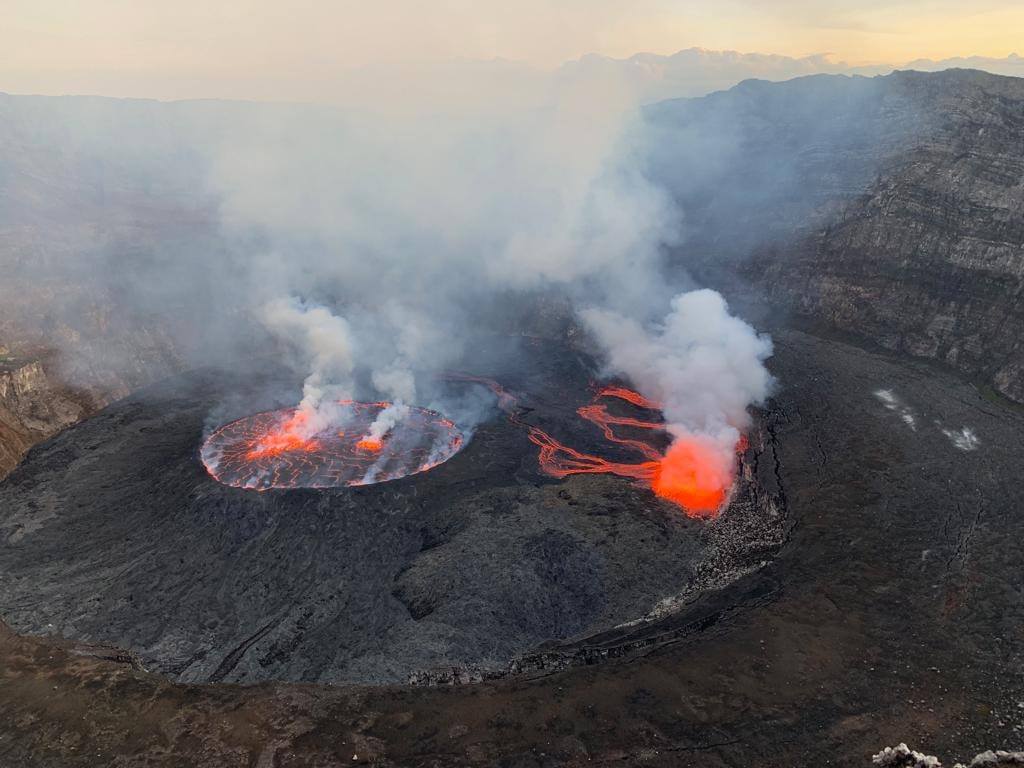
[760,71,1024,402]
[649,69,1024,402]
[0,355,89,477]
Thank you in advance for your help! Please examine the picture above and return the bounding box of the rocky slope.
[0,94,233,476]
[0,340,183,480]
[649,68,1024,402]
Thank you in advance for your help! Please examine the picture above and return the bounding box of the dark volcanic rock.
[2,330,1023,767]
[2,70,1024,765]
[0,342,782,685]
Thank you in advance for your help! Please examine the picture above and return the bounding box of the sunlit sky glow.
[2,0,1021,101]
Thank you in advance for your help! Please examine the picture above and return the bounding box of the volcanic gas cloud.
[201,401,462,490]
[578,290,774,515]
[209,289,769,513]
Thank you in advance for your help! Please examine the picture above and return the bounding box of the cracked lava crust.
[201,402,464,491]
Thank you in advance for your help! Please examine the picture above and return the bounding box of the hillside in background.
[648,68,1024,402]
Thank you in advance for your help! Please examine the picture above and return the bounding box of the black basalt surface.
[0,340,783,685]
[3,330,1024,766]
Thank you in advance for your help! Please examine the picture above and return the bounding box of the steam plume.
[261,297,355,437]
[0,57,782,494]
[198,65,779,498]
[582,289,774,499]
[221,86,776,494]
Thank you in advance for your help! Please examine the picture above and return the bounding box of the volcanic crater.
[201,401,465,491]
[0,340,785,685]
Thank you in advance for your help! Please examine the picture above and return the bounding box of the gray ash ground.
[0,338,783,685]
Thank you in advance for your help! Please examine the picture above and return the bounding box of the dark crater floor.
[0,340,784,685]
[3,331,1024,766]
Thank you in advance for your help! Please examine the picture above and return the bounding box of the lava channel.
[451,375,740,518]
[201,401,463,491]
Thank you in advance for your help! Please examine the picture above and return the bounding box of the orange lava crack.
[453,374,741,518]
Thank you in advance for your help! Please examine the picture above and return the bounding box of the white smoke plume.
[0,55,782,466]
[200,76,688,438]
[362,402,411,446]
[260,297,356,437]
[243,113,774,468]
[581,289,774,480]
[185,59,783,476]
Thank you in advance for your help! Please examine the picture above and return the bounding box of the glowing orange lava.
[202,402,463,491]
[596,386,661,410]
[245,411,320,459]
[575,403,661,462]
[650,438,731,511]
[455,375,741,518]
[356,437,383,452]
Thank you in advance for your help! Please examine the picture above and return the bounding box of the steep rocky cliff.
[650,69,1024,401]
[761,72,1024,401]
[0,354,92,478]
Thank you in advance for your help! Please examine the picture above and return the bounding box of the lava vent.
[201,402,463,490]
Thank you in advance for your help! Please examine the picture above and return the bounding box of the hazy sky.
[3,0,1022,101]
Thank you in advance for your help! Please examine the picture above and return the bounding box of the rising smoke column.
[205,70,774,502]
[259,297,356,438]
[258,298,433,451]
[581,289,773,509]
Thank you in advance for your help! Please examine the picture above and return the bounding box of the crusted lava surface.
[0,338,783,686]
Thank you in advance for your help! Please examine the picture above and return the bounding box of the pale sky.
[2,0,1022,101]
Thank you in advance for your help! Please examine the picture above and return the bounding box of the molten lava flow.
[246,410,320,459]
[650,437,732,512]
[597,386,661,410]
[525,425,654,480]
[202,401,463,491]
[356,436,383,452]
[453,374,742,518]
[575,403,661,462]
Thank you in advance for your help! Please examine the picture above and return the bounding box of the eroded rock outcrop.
[873,744,1024,768]
[0,353,89,478]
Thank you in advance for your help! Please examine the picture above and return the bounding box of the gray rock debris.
[873,743,942,768]
[873,745,1024,768]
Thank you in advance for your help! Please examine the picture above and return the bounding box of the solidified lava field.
[0,339,785,685]
[3,330,1024,766]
